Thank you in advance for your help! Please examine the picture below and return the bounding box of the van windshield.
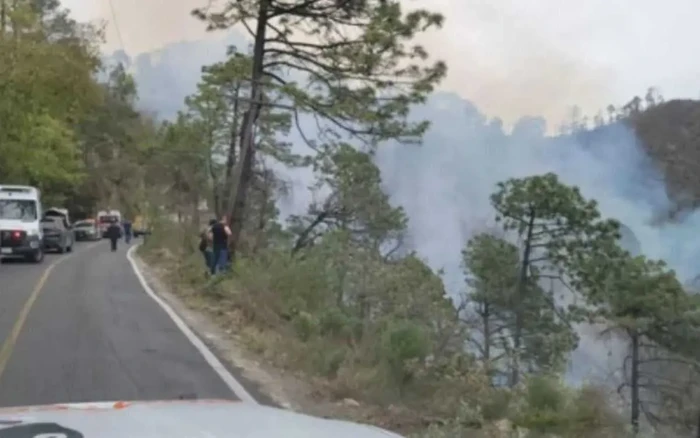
[0,199,37,221]
[99,215,119,224]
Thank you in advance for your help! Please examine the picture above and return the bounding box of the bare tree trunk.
[1,0,6,34]
[202,121,221,218]
[10,0,17,39]
[222,84,242,214]
[631,331,640,435]
[192,192,200,229]
[512,208,535,387]
[228,135,254,258]
[482,304,492,379]
[291,211,328,255]
[252,174,271,253]
[227,0,269,262]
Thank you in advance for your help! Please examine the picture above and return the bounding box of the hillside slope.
[630,99,700,216]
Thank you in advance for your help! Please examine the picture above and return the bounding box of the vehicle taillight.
[11,231,21,239]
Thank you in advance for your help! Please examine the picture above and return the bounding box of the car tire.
[57,244,65,254]
[28,249,43,263]
[67,241,73,252]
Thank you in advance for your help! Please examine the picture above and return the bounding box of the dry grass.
[138,244,439,435]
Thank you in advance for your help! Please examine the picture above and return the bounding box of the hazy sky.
[62,0,700,125]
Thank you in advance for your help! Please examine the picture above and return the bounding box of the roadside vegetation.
[6,1,700,437]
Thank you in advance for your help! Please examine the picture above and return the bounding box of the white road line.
[126,244,258,404]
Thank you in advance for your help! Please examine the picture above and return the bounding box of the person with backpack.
[199,219,216,271]
[207,215,231,275]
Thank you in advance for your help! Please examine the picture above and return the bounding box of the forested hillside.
[630,99,700,217]
[6,0,700,437]
[128,6,700,438]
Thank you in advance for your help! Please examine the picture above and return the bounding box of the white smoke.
[370,92,700,384]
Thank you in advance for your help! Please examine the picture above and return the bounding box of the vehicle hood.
[44,209,68,218]
[0,219,39,232]
[0,400,404,438]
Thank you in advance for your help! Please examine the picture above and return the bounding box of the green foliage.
[292,311,317,342]
[312,346,347,378]
[143,113,210,219]
[477,173,623,385]
[289,144,408,253]
[463,232,579,381]
[189,0,447,258]
[77,63,158,216]
[576,248,696,433]
[182,46,303,224]
[510,376,628,437]
[416,378,627,438]
[486,173,700,435]
[0,3,102,200]
[490,173,621,271]
[381,320,431,385]
[0,0,157,217]
[194,0,446,147]
[318,307,354,338]
[593,254,687,330]
[178,228,464,402]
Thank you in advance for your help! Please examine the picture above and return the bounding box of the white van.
[0,185,44,262]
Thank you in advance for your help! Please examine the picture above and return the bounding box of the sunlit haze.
[62,0,700,126]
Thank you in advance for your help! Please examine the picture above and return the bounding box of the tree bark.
[222,83,242,214]
[631,330,640,435]
[291,211,328,255]
[227,0,269,262]
[512,208,535,387]
[1,0,6,34]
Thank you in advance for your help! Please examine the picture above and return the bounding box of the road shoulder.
[127,245,297,409]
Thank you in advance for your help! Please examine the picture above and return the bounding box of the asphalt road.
[0,239,238,407]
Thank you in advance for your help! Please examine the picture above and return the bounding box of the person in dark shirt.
[207,215,231,274]
[106,220,121,252]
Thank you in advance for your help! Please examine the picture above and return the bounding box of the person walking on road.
[207,215,231,275]
[123,219,133,244]
[106,220,121,252]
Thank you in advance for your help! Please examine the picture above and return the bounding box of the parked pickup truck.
[73,219,101,241]
[40,216,73,253]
